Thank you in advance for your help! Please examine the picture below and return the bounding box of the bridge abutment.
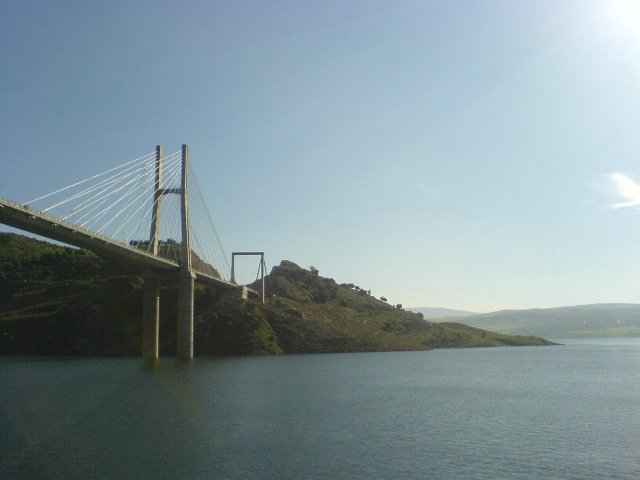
[177,271,195,359]
[142,274,160,359]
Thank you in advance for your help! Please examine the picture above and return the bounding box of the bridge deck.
[0,198,236,289]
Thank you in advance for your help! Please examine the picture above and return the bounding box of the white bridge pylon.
[22,145,230,282]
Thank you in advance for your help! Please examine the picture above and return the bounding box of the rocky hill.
[259,261,554,352]
[0,233,553,356]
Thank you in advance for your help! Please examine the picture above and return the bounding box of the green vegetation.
[258,261,553,353]
[1,233,139,355]
[0,233,553,356]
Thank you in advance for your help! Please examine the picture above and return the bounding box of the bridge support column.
[142,274,160,359]
[177,271,195,359]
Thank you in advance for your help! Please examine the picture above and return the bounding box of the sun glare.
[611,0,640,36]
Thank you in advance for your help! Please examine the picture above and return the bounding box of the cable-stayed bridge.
[0,145,255,359]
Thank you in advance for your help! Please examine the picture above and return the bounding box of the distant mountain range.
[408,307,478,319]
[420,303,640,339]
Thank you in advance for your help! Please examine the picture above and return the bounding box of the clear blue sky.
[2,0,640,312]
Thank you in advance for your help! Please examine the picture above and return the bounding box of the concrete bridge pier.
[142,273,160,359]
[177,271,195,359]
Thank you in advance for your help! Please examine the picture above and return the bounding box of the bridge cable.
[98,153,183,237]
[80,164,156,231]
[41,155,156,214]
[63,162,156,226]
[189,175,230,279]
[124,151,183,253]
[189,168,231,279]
[26,151,156,205]
[58,160,156,221]
[122,151,183,247]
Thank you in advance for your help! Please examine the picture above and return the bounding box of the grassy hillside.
[259,261,552,352]
[1,233,146,355]
[0,233,553,356]
[443,304,640,338]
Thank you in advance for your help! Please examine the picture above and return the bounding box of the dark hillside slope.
[0,233,143,355]
[0,233,279,356]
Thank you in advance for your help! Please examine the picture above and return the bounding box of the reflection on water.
[2,341,640,479]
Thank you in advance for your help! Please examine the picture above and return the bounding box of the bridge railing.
[0,197,181,267]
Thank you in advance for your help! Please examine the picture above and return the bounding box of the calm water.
[2,339,640,479]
